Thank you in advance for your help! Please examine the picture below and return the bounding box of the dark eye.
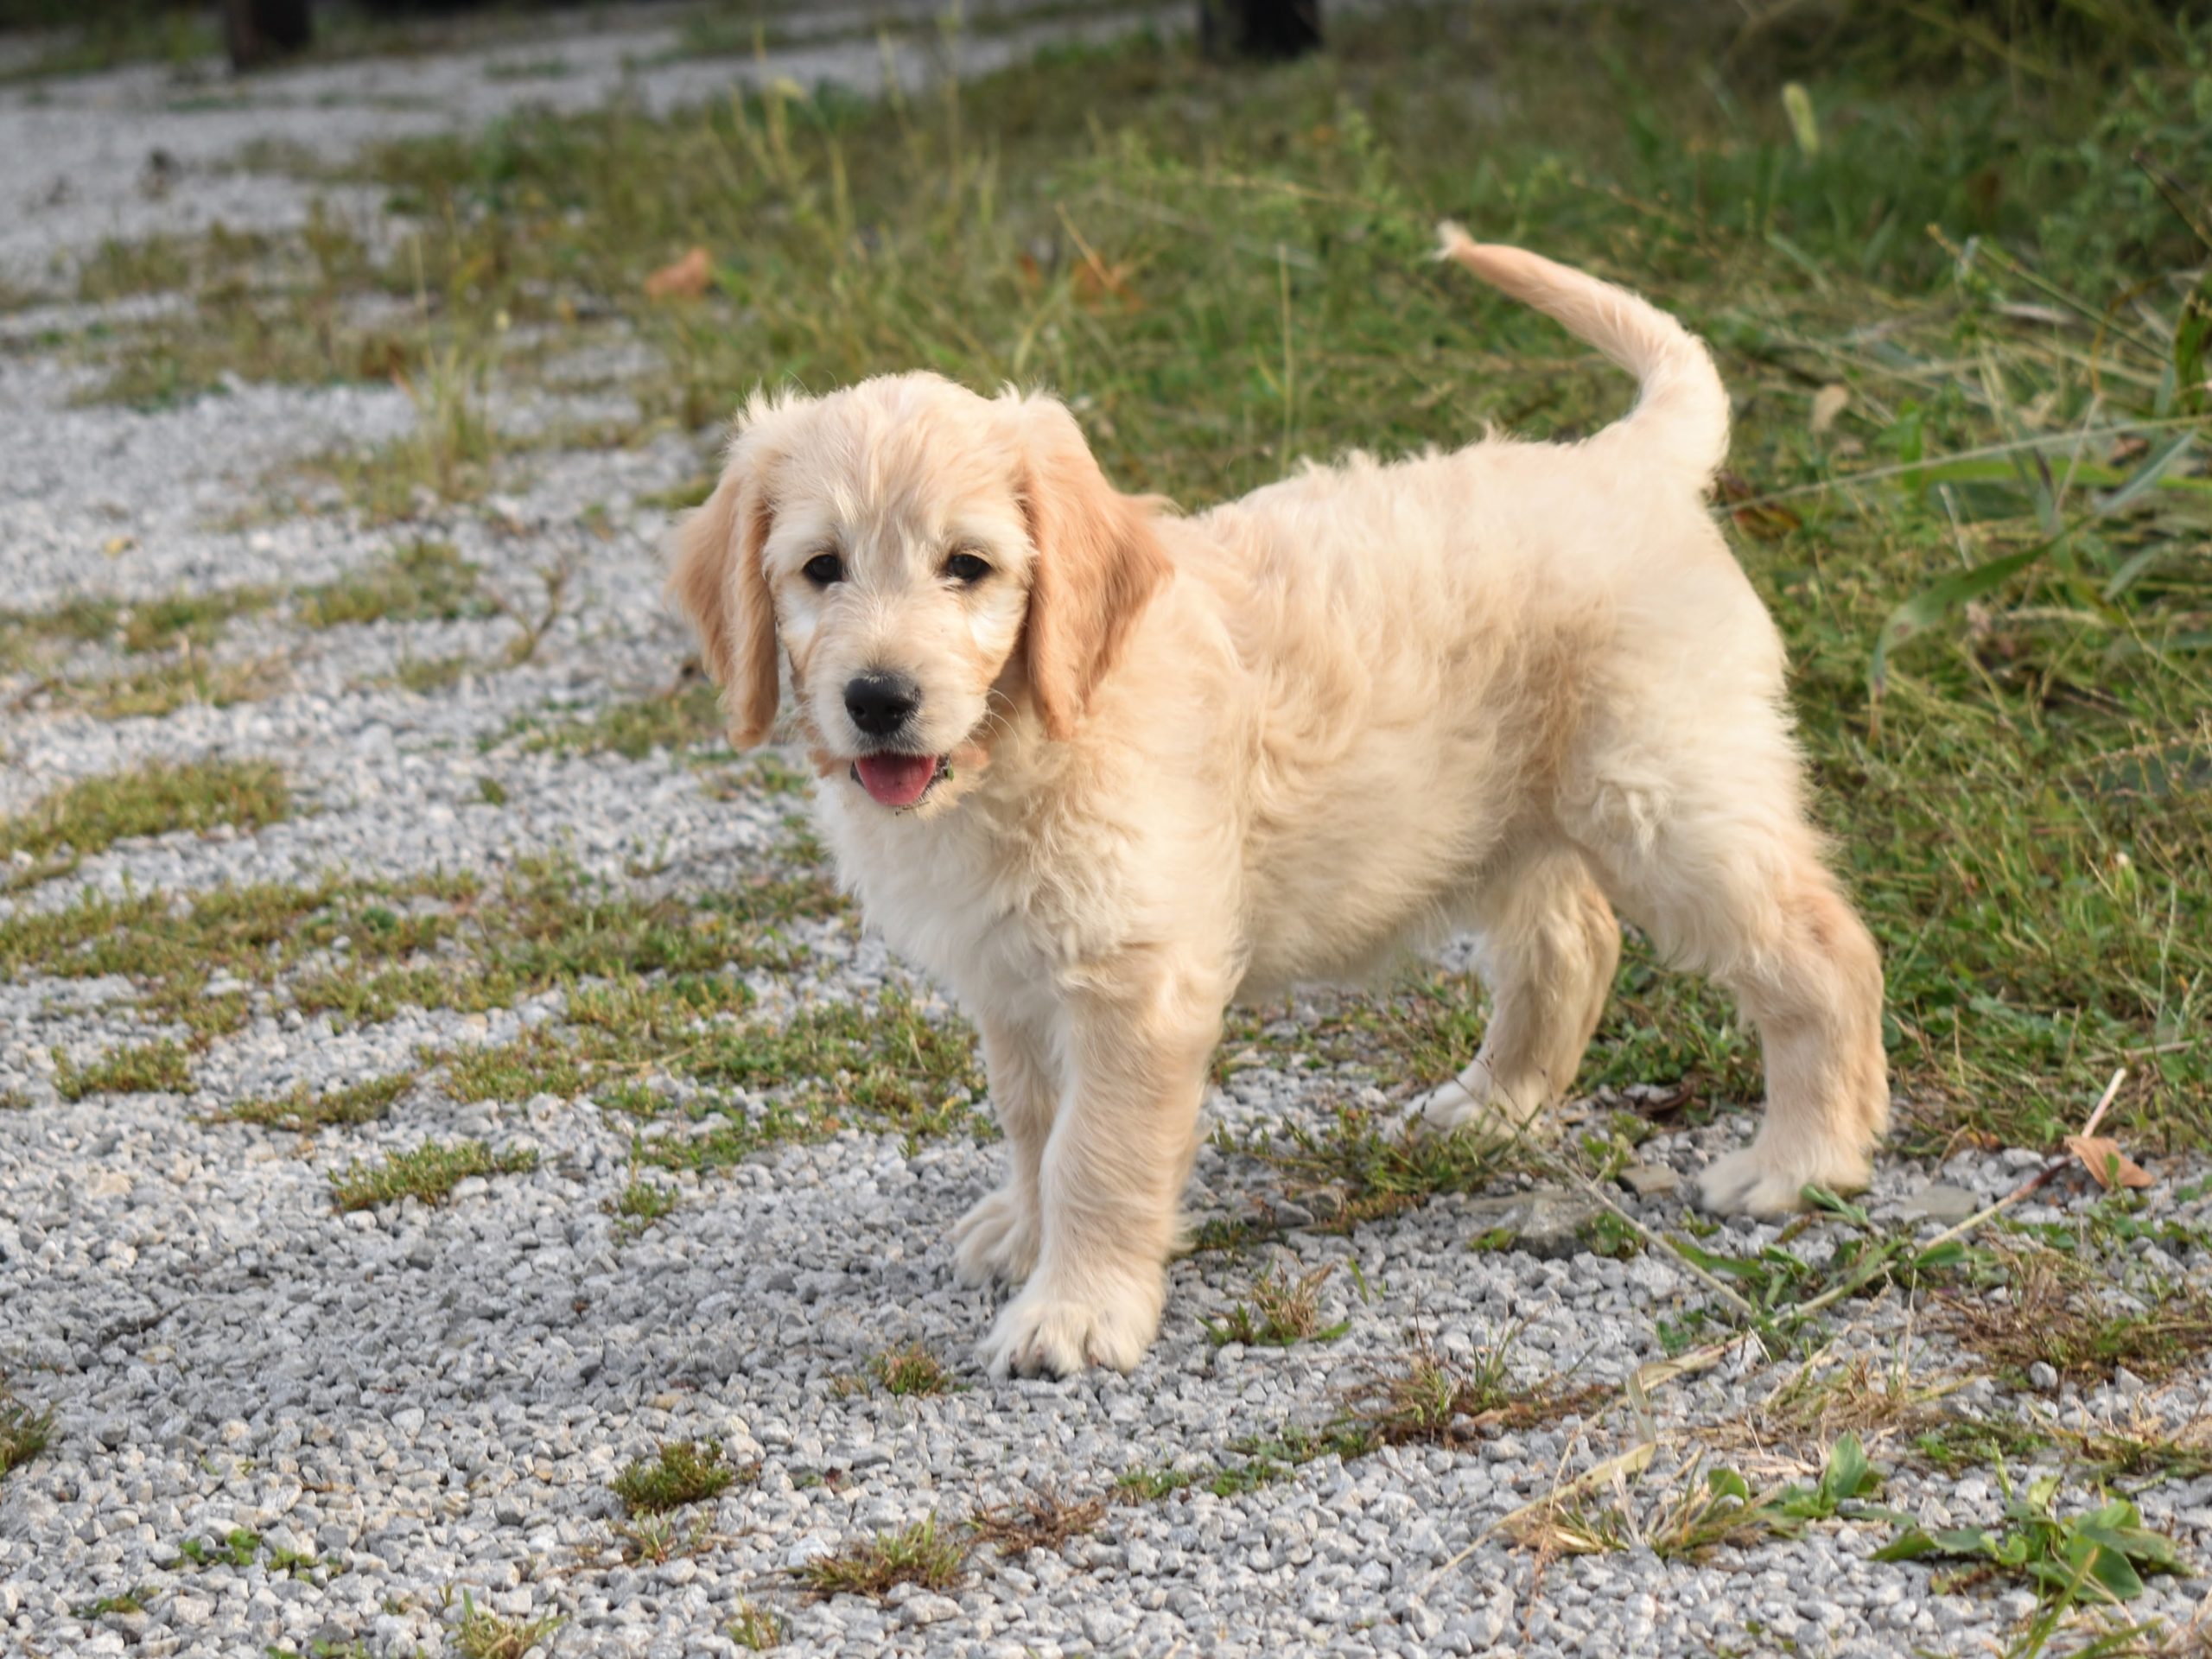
[943,551,991,585]
[802,551,843,586]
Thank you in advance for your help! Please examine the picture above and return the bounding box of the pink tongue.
[855,753,938,807]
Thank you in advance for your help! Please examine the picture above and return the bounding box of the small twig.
[1559,1166,1761,1323]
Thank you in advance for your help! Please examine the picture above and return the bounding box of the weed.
[1876,1475,2185,1608]
[315,340,497,519]
[0,758,289,868]
[53,1038,194,1100]
[392,654,477,695]
[218,1074,412,1132]
[296,540,492,628]
[728,1599,784,1649]
[178,1527,270,1569]
[614,1511,708,1564]
[609,1176,678,1235]
[41,652,288,721]
[1217,1104,1515,1230]
[266,1641,373,1659]
[969,1492,1106,1556]
[1113,1465,1194,1502]
[1938,1246,2212,1385]
[797,1516,968,1601]
[1577,1210,1645,1261]
[1342,1327,1602,1451]
[523,681,724,760]
[610,1440,741,1516]
[73,1587,152,1618]
[451,1591,561,1659]
[1516,1435,1892,1561]
[327,1141,536,1211]
[0,1390,53,1480]
[861,1343,956,1397]
[1203,1262,1349,1347]
[1758,1348,1965,1446]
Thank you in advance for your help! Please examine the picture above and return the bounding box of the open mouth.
[851,752,949,809]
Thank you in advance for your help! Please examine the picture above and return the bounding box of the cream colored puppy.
[671,226,1888,1377]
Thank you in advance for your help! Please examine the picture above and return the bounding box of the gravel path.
[3,9,2209,1658]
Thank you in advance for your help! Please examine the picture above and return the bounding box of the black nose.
[843,671,920,738]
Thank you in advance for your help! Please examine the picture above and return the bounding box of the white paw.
[1695,1140,1872,1217]
[951,1184,1039,1287]
[979,1270,1165,1379]
[1402,1066,1547,1144]
[1403,1077,1484,1137]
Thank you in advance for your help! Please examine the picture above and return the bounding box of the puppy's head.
[669,373,1167,814]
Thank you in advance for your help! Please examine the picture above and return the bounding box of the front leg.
[982,959,1220,1378]
[951,1016,1056,1288]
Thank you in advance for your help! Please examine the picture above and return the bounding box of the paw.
[979,1270,1165,1379]
[951,1184,1039,1287]
[1695,1139,1872,1217]
[1402,1066,1548,1145]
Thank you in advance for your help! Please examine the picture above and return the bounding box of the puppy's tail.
[1435,222,1729,487]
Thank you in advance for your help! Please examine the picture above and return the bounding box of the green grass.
[1936,1244,2212,1385]
[1875,1472,2184,1611]
[0,1389,53,1481]
[867,1342,957,1396]
[0,4,219,85]
[1518,1435,1893,1564]
[35,6,2212,1150]
[40,654,288,721]
[1214,1104,1516,1230]
[450,1592,561,1659]
[0,855,836,1052]
[610,1439,741,1516]
[520,680,725,760]
[308,341,499,519]
[218,1074,413,1132]
[797,1516,968,1601]
[728,1599,785,1649]
[327,1139,537,1211]
[295,539,493,628]
[0,758,289,871]
[1202,1262,1349,1347]
[610,1174,679,1234]
[52,1038,194,1100]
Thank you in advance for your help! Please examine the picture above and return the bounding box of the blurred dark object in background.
[1198,0,1320,62]
[222,0,308,66]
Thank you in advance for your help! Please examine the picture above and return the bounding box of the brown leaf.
[1809,384,1849,436]
[2063,1134,2154,1191]
[644,247,712,302]
[1072,256,1139,311]
[1716,470,1802,540]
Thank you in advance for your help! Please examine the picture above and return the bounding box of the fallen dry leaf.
[644,246,712,301]
[1809,384,1849,436]
[1071,257,1139,310]
[1716,471,1802,540]
[2063,1134,2154,1191]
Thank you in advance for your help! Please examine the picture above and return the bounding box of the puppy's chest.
[820,796,1127,995]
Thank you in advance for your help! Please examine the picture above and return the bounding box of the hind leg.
[1566,729,1889,1216]
[1408,846,1621,1142]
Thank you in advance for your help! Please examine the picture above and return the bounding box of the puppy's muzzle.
[843,670,920,740]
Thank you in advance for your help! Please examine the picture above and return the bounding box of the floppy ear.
[668,438,780,749]
[1016,398,1171,741]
